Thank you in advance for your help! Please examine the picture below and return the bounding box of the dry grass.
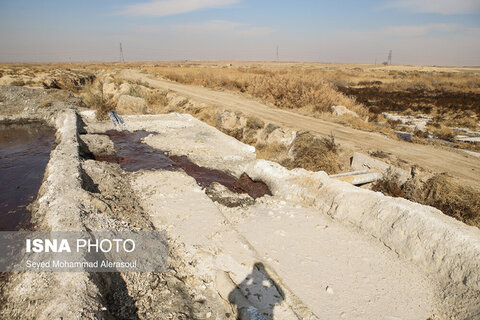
[445,116,479,130]
[143,63,479,151]
[0,61,452,105]
[147,62,480,97]
[246,116,265,130]
[81,83,115,120]
[153,66,367,116]
[334,114,394,136]
[374,171,480,228]
[121,80,170,113]
[126,86,143,98]
[8,80,25,86]
[455,141,480,152]
[256,142,289,163]
[2,61,477,133]
[406,174,480,227]
[85,93,115,120]
[376,70,480,93]
[282,132,342,174]
[428,124,456,140]
[189,107,217,127]
[144,90,169,109]
[131,79,154,89]
[372,169,406,198]
[176,98,189,108]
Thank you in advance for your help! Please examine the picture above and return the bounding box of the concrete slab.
[351,152,410,183]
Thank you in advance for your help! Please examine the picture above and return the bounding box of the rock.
[102,82,116,97]
[331,105,358,118]
[134,85,154,97]
[264,128,296,147]
[395,131,414,142]
[216,110,247,131]
[103,76,115,84]
[351,152,410,184]
[382,112,431,132]
[116,95,146,114]
[453,127,480,137]
[41,73,95,90]
[42,78,60,89]
[118,83,132,95]
[455,136,480,143]
[79,134,115,156]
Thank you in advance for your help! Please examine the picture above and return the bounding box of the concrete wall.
[246,160,480,319]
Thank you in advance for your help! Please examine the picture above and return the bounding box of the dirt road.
[122,70,480,189]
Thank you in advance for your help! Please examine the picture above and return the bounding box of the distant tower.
[276,46,279,62]
[387,50,392,65]
[119,43,125,62]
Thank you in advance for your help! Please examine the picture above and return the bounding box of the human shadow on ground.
[228,262,285,320]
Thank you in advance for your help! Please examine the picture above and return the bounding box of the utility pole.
[119,43,125,62]
[276,46,279,62]
[387,50,392,65]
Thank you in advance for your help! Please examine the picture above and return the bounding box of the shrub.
[163,69,367,117]
[372,169,406,198]
[407,174,480,227]
[283,132,342,174]
[82,83,115,120]
[374,171,480,228]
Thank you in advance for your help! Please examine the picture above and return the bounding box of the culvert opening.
[95,130,272,200]
[0,122,55,231]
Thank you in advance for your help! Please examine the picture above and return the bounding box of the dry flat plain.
[0,61,480,319]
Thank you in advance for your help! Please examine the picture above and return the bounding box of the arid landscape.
[3,0,480,318]
[3,61,478,226]
[0,61,480,319]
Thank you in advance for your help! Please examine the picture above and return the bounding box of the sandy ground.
[120,69,480,189]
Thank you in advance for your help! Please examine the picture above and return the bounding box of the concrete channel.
[1,85,480,319]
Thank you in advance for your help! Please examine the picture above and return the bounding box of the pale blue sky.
[1,0,479,65]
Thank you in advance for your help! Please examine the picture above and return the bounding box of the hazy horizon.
[1,0,479,66]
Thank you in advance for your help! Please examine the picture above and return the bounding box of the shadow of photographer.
[228,262,285,320]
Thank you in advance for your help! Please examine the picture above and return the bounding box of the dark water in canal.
[96,130,271,199]
[0,123,55,231]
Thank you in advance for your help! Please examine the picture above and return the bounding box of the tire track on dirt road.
[122,69,480,189]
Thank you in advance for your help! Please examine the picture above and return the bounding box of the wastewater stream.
[0,122,56,231]
[95,130,271,199]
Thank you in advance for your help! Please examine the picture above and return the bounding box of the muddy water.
[169,155,271,198]
[0,123,56,231]
[97,130,271,199]
[94,130,177,172]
